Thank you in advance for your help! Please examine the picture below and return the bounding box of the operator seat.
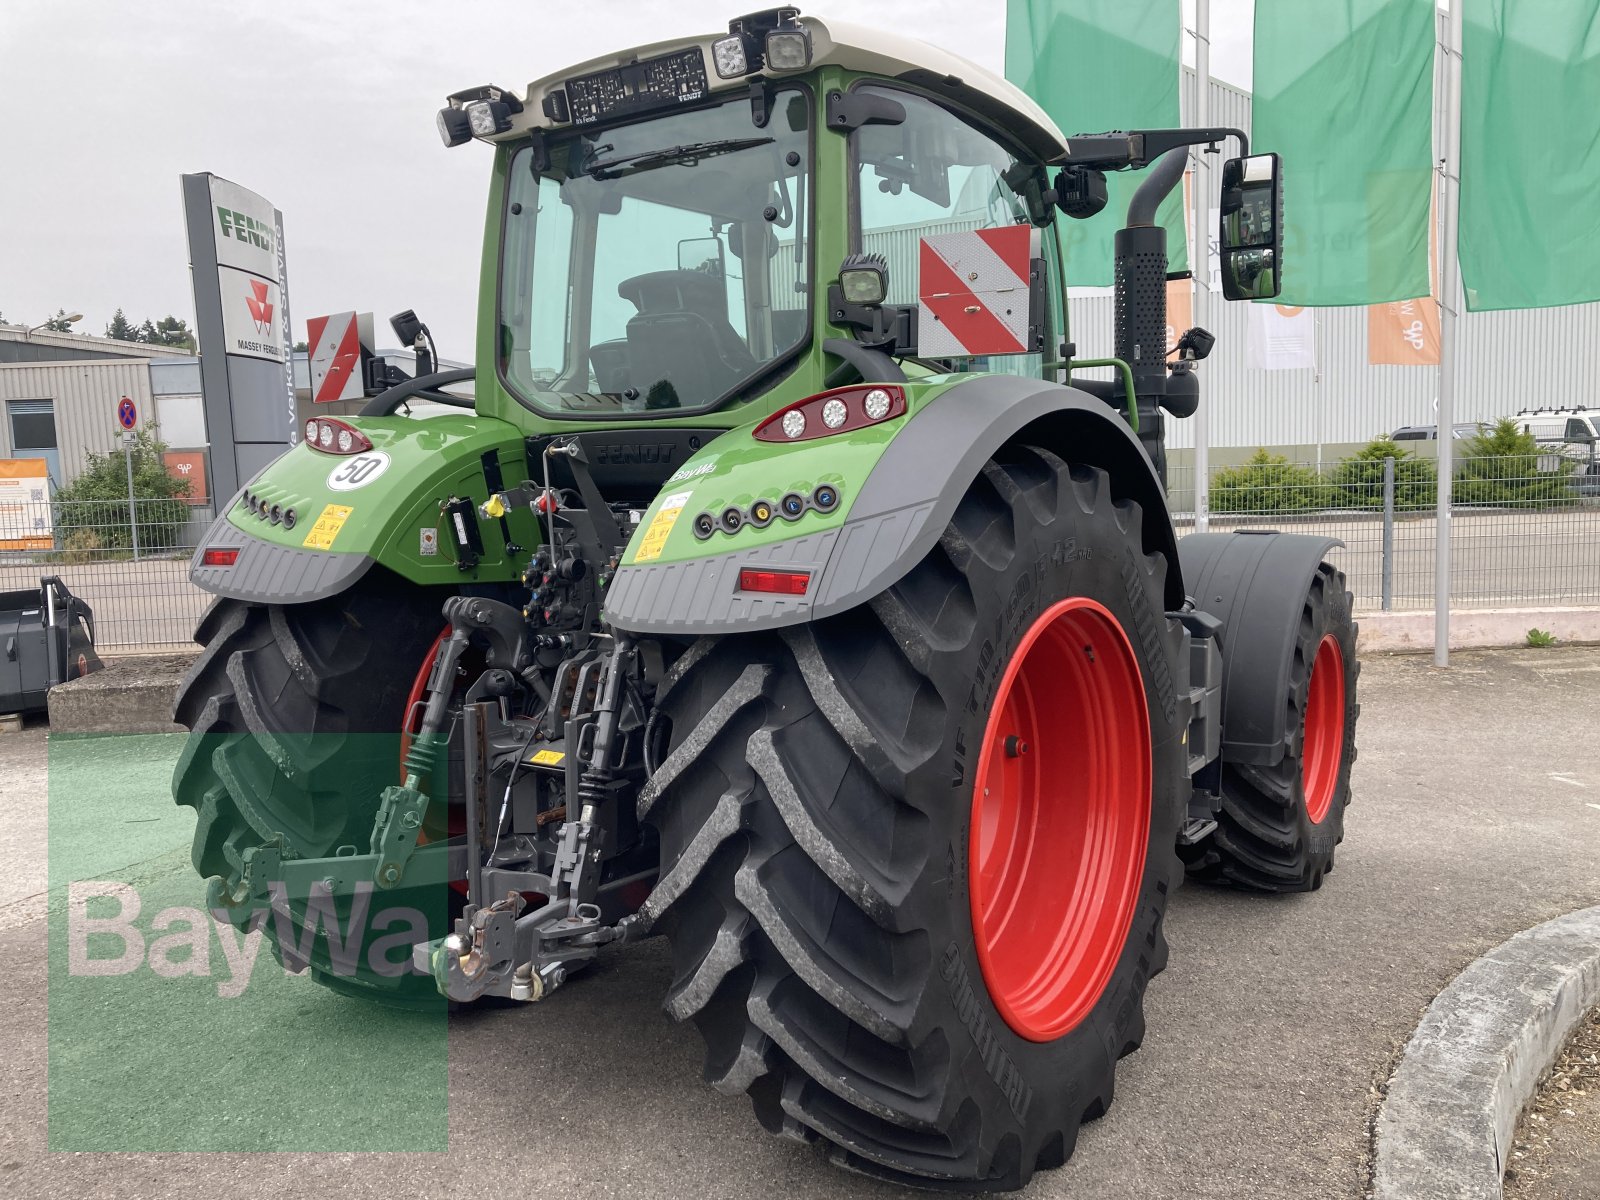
[618,270,755,408]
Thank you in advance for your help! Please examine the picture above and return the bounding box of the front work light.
[712,34,750,79]
[838,254,888,305]
[437,107,472,148]
[764,28,811,71]
[467,99,512,136]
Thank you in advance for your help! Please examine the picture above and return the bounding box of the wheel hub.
[1301,634,1346,825]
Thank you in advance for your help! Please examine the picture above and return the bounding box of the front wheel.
[641,448,1188,1189]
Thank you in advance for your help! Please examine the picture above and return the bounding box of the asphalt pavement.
[2,646,1598,1198]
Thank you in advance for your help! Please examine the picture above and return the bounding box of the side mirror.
[677,236,725,277]
[1218,152,1283,301]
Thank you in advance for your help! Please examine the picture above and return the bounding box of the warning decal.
[302,503,354,551]
[917,226,1040,358]
[633,490,693,563]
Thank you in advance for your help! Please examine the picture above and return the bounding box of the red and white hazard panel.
[917,226,1041,358]
[306,310,370,404]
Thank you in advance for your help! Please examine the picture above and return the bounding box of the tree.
[1331,437,1437,511]
[150,315,194,350]
[135,318,160,343]
[1211,449,1333,514]
[43,308,77,332]
[52,429,192,554]
[1455,418,1573,508]
[293,340,309,352]
[105,308,139,341]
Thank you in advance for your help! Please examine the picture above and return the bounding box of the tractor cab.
[438,11,1074,430]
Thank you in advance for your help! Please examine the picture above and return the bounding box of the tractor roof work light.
[438,84,523,147]
[717,7,809,78]
[764,26,811,72]
[711,34,750,79]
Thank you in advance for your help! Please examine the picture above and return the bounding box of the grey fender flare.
[604,376,1182,636]
[1178,530,1343,766]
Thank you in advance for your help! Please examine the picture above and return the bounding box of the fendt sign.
[182,173,298,501]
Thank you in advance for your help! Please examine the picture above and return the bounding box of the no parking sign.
[117,396,138,431]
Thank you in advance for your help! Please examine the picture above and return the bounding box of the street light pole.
[1433,0,1463,668]
[1192,0,1212,531]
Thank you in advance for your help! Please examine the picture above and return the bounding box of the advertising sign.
[217,266,285,362]
[183,172,297,501]
[163,451,209,503]
[0,458,53,550]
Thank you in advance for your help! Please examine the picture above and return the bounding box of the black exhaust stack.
[1113,146,1188,485]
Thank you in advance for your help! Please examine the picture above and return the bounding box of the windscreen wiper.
[583,136,774,179]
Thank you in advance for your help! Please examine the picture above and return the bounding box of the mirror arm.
[1126,147,1188,227]
[1056,126,1249,170]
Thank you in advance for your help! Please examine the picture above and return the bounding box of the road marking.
[1587,803,1600,812]
[1547,773,1587,788]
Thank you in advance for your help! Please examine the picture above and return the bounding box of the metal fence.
[0,498,214,651]
[1168,454,1600,612]
[2,455,1598,654]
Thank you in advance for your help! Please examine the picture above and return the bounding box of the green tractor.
[174,9,1357,1189]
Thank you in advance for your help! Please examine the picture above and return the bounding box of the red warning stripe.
[311,314,362,404]
[918,240,1026,355]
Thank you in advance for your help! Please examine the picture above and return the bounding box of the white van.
[1512,407,1600,493]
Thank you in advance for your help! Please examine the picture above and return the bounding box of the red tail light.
[753,385,907,443]
[202,548,239,567]
[303,417,373,455]
[738,568,811,595]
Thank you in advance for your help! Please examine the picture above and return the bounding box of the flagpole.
[1191,0,1212,531]
[1433,0,1462,667]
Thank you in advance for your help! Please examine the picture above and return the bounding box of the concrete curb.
[1372,904,1600,1200]
[46,653,196,734]
[1358,607,1600,653]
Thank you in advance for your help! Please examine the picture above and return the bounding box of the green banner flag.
[1460,0,1600,310]
[1253,0,1434,306]
[1005,0,1186,285]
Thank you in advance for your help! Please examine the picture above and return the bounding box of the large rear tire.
[641,448,1188,1189]
[171,571,450,1002]
[1181,562,1359,892]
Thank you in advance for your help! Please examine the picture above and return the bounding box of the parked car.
[1512,407,1600,495]
[1390,422,1486,441]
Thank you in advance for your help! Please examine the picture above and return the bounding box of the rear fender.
[1178,531,1343,766]
[189,414,533,603]
[604,374,1182,635]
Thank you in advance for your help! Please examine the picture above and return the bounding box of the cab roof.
[507,11,1070,163]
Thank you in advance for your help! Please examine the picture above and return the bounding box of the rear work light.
[303,417,373,455]
[202,548,239,567]
[738,568,811,595]
[753,385,907,443]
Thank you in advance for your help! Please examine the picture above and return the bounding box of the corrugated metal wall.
[1067,71,1600,452]
[0,360,157,485]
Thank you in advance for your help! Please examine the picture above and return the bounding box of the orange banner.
[1165,276,1193,354]
[1367,294,1440,365]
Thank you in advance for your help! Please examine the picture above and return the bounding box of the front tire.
[171,571,450,1002]
[1181,561,1359,892]
[641,448,1188,1189]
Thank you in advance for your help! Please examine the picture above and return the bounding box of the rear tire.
[171,571,450,1002]
[1182,562,1359,892]
[641,448,1188,1189]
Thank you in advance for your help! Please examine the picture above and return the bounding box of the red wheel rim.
[1301,634,1346,825]
[969,597,1152,1043]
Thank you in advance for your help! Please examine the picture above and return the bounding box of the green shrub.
[1330,437,1437,510]
[1454,418,1573,508]
[1211,449,1333,514]
[52,429,192,552]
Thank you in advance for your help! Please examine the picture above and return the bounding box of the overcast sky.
[0,0,1253,358]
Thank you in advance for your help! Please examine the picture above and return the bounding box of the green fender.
[604,372,1182,636]
[189,413,536,602]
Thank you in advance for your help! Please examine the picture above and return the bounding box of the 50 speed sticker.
[633,490,693,562]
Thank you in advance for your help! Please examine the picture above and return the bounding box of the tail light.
[737,568,811,595]
[202,548,239,567]
[753,385,907,443]
[303,417,373,455]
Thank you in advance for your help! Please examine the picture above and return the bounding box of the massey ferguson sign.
[182,172,298,500]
